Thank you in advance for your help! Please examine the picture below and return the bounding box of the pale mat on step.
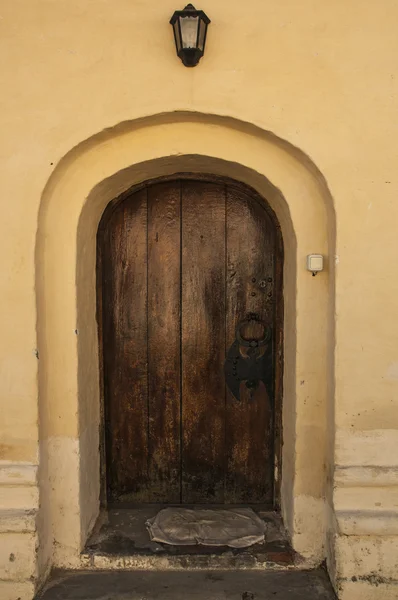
[146,507,267,548]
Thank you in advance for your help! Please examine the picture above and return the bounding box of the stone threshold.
[80,506,312,572]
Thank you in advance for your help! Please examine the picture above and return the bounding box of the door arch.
[97,175,283,506]
[37,111,333,566]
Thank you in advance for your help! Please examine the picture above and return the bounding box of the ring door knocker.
[224,313,273,402]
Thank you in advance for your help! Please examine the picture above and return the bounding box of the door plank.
[181,181,226,503]
[102,189,149,503]
[225,187,275,504]
[147,181,181,502]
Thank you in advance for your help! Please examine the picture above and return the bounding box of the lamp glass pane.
[173,20,182,52]
[180,16,199,48]
[198,18,207,51]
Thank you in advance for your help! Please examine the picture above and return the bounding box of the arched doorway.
[97,175,283,507]
[37,112,333,569]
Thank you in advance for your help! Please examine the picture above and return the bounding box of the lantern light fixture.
[170,4,210,67]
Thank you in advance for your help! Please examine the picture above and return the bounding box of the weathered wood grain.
[225,187,275,504]
[102,189,149,502]
[147,181,181,502]
[181,180,226,503]
[99,178,282,506]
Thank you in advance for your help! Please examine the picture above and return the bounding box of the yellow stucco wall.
[0,2,397,599]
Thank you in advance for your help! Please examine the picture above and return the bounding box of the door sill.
[81,506,309,571]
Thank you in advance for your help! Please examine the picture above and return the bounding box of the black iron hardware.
[224,313,273,402]
[170,4,211,67]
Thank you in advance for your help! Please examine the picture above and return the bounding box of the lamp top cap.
[170,4,211,25]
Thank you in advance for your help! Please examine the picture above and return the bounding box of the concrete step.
[35,568,337,599]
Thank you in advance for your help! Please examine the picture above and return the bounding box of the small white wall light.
[307,254,324,276]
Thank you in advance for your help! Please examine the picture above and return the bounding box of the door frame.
[96,173,284,509]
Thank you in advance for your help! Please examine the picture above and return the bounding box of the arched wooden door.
[98,178,283,506]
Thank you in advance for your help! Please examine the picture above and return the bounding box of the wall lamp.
[170,4,210,67]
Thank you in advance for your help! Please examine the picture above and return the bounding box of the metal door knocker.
[224,313,273,402]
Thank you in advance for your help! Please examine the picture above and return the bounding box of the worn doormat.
[146,507,267,548]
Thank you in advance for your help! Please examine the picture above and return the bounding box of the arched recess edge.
[35,111,336,570]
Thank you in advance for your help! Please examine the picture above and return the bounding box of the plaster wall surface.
[0,1,397,599]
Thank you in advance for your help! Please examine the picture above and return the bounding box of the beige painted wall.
[0,1,397,599]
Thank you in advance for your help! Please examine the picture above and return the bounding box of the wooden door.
[98,178,282,506]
